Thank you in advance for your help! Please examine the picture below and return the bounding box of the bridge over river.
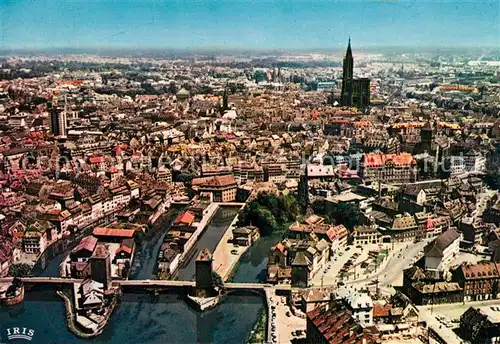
[0,277,295,292]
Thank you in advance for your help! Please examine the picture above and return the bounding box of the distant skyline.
[1,0,499,50]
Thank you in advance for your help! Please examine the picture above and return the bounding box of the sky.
[1,0,499,50]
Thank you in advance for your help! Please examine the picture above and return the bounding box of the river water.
[0,206,272,344]
[0,289,263,344]
[230,232,282,283]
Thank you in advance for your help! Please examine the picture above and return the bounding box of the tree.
[199,85,214,94]
[174,171,197,183]
[485,169,500,190]
[280,195,299,222]
[327,92,336,105]
[254,208,279,236]
[328,203,361,230]
[298,175,309,215]
[167,82,178,94]
[312,199,361,230]
[312,199,326,215]
[8,263,32,277]
[238,193,299,236]
[253,70,267,83]
[322,153,335,166]
[222,87,229,113]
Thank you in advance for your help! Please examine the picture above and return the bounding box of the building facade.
[424,228,461,275]
[360,153,417,184]
[452,262,500,302]
[192,175,237,202]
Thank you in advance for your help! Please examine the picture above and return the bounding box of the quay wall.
[176,203,219,270]
[264,288,273,344]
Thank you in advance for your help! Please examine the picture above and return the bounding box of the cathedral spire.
[346,37,352,58]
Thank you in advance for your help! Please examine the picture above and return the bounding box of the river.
[0,206,272,344]
[0,289,263,344]
[230,232,283,283]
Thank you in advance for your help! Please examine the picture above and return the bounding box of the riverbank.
[247,307,267,344]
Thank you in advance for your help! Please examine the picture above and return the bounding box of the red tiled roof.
[174,211,195,225]
[192,175,236,187]
[373,304,392,317]
[353,121,371,128]
[331,119,350,124]
[327,225,348,242]
[89,156,105,164]
[116,245,132,255]
[426,218,435,230]
[363,153,415,167]
[275,242,286,254]
[93,227,135,238]
[307,301,374,344]
[74,235,98,253]
[460,262,500,280]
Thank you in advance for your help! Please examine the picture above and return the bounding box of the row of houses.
[267,215,348,287]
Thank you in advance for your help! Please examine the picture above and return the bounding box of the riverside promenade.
[212,204,246,281]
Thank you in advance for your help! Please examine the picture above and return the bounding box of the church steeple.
[339,37,370,109]
[346,36,352,59]
[341,37,354,107]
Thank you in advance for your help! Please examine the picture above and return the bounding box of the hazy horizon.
[1,0,499,51]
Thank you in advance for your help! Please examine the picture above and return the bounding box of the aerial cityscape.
[0,1,499,343]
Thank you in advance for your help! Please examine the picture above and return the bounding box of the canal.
[175,206,240,281]
[128,209,180,280]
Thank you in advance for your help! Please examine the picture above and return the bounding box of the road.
[417,306,464,344]
[345,240,429,294]
[272,292,306,344]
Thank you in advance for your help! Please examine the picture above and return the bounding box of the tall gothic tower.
[341,38,354,107]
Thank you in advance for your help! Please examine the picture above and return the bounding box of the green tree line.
[238,193,299,236]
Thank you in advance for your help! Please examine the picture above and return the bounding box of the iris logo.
[5,327,35,341]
